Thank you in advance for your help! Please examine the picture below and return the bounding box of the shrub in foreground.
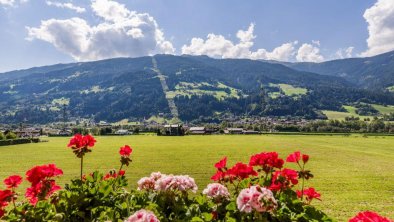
[0,134,391,221]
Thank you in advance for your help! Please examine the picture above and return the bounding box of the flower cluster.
[137,172,163,191]
[202,183,230,202]
[211,157,258,182]
[103,170,126,180]
[4,175,23,189]
[67,134,96,158]
[138,172,198,193]
[236,185,278,213]
[155,174,198,193]
[25,164,63,205]
[119,145,133,167]
[296,187,321,204]
[286,151,309,164]
[269,168,299,191]
[0,189,12,217]
[349,211,392,222]
[0,175,23,217]
[125,209,160,222]
[249,152,284,173]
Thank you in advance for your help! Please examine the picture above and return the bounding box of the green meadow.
[323,104,394,121]
[0,135,393,221]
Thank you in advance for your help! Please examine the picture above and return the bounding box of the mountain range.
[0,50,393,124]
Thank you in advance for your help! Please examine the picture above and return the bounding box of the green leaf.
[225,201,236,211]
[202,212,213,221]
[191,216,205,222]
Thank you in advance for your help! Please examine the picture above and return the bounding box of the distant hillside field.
[323,104,394,120]
[0,135,392,221]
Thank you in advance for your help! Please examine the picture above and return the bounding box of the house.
[224,128,243,134]
[57,129,72,136]
[114,129,132,135]
[161,124,185,136]
[243,130,260,135]
[14,128,41,138]
[97,121,112,127]
[188,127,207,135]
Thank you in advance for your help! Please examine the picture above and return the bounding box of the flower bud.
[302,154,309,164]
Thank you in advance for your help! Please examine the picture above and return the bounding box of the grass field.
[323,104,394,121]
[323,105,374,121]
[0,135,393,220]
[166,81,242,100]
[277,84,308,96]
[371,104,394,115]
[268,83,308,99]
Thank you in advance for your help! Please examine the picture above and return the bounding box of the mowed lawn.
[0,135,393,220]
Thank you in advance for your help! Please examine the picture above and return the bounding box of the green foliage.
[54,171,131,221]
[5,132,17,140]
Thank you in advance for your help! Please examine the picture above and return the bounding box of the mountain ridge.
[0,53,393,124]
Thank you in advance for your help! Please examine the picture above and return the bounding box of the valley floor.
[0,134,393,220]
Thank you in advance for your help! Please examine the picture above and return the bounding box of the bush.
[0,132,5,141]
[0,135,391,222]
[5,132,17,140]
[0,138,40,146]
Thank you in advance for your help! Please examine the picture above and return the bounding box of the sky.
[0,0,393,72]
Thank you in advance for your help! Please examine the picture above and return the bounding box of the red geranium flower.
[211,171,227,181]
[68,134,96,158]
[67,134,96,148]
[214,157,227,170]
[227,162,258,180]
[25,180,61,205]
[286,151,301,163]
[349,211,392,222]
[118,170,125,176]
[249,152,284,173]
[269,168,299,191]
[119,145,133,166]
[119,145,132,157]
[296,187,321,203]
[287,151,310,165]
[25,164,63,205]
[26,164,63,186]
[0,190,12,208]
[4,175,23,189]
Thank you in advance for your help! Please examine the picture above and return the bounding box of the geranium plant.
[0,135,391,222]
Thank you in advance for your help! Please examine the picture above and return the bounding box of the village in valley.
[1,115,311,138]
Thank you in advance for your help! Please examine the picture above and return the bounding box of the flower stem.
[301,177,305,201]
[80,156,84,181]
[297,162,305,201]
[118,163,123,173]
[12,188,16,213]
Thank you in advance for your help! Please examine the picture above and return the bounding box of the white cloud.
[335,46,354,59]
[250,41,298,61]
[27,0,174,61]
[311,40,320,46]
[0,0,28,7]
[182,23,298,61]
[362,0,394,56]
[296,42,324,62]
[0,0,15,6]
[46,1,86,13]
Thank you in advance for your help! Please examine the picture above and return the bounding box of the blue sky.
[0,0,393,72]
